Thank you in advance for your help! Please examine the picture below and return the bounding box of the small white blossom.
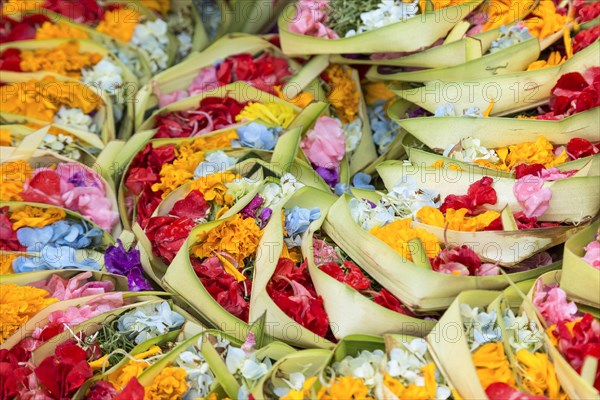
[345,0,420,37]
[444,137,500,164]
[53,106,98,133]
[131,19,170,73]
[39,133,81,160]
[117,301,185,345]
[503,309,544,353]
[349,197,395,231]
[461,304,502,351]
[343,118,363,152]
[382,176,441,219]
[82,57,123,96]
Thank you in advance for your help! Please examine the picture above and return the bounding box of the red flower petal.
[170,190,210,220]
[440,177,497,215]
[145,216,195,263]
[115,377,145,400]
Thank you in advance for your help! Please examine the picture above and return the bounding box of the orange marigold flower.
[10,205,66,230]
[0,283,58,342]
[35,22,90,40]
[20,41,103,79]
[274,85,315,109]
[0,129,12,147]
[188,171,239,206]
[144,367,188,400]
[325,64,359,124]
[0,160,31,201]
[191,214,263,267]
[97,9,141,43]
[472,342,516,390]
[0,254,18,274]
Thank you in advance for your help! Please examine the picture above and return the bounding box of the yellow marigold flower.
[107,346,162,390]
[429,160,464,171]
[363,81,396,105]
[97,9,141,43]
[0,160,31,201]
[317,376,373,400]
[274,85,314,109]
[505,136,568,169]
[0,254,18,274]
[0,129,12,146]
[89,354,110,371]
[192,214,263,267]
[2,0,39,15]
[282,376,317,400]
[236,102,297,128]
[0,76,102,122]
[0,283,58,343]
[524,0,569,39]
[417,207,500,232]
[370,219,441,261]
[141,0,171,14]
[189,171,238,206]
[527,51,566,71]
[472,342,516,390]
[151,165,195,198]
[383,363,438,399]
[20,41,103,79]
[10,205,66,230]
[325,65,359,124]
[515,350,563,398]
[281,245,303,265]
[145,366,188,400]
[482,0,536,32]
[189,130,238,152]
[35,22,89,40]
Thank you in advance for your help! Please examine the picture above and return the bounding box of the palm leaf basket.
[394,106,600,150]
[322,194,560,312]
[366,37,541,82]
[301,189,438,338]
[0,122,105,166]
[0,38,139,139]
[0,141,122,236]
[0,71,115,144]
[251,348,332,398]
[134,34,325,129]
[377,161,600,223]
[560,219,600,308]
[521,271,600,399]
[391,39,600,116]
[277,1,484,55]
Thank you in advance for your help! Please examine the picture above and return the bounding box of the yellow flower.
[20,41,103,79]
[0,254,18,274]
[363,81,396,105]
[97,9,141,43]
[274,85,315,109]
[472,342,516,390]
[429,160,464,171]
[145,366,188,400]
[282,376,317,400]
[281,245,303,265]
[317,376,373,400]
[152,165,195,198]
[524,1,569,39]
[189,171,238,206]
[515,350,564,399]
[89,354,110,371]
[2,0,39,14]
[35,22,89,40]
[141,0,171,14]
[418,0,469,12]
[370,219,441,261]
[0,129,12,146]
[527,51,566,71]
[191,214,263,268]
[189,130,238,152]
[482,0,536,32]
[0,76,103,122]
[505,136,568,169]
[10,205,66,230]
[0,284,58,343]
[383,363,437,400]
[0,160,31,201]
[325,65,359,124]
[107,346,162,390]
[236,102,297,128]
[417,207,500,232]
